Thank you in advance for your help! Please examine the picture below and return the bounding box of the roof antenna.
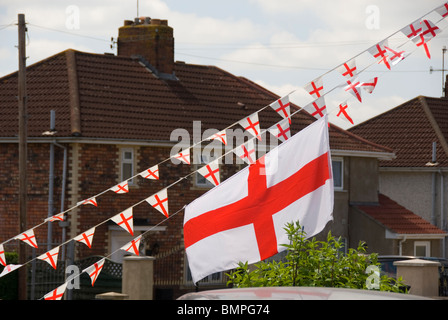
[137,0,139,18]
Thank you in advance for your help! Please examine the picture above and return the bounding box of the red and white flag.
[269,96,291,122]
[83,258,105,287]
[44,212,65,223]
[121,236,143,256]
[368,40,391,70]
[234,140,257,165]
[0,245,6,267]
[0,264,22,278]
[77,197,98,207]
[304,97,327,119]
[74,227,96,248]
[304,77,324,99]
[173,149,191,165]
[110,181,129,194]
[239,113,262,141]
[38,246,60,270]
[197,160,221,186]
[336,102,354,125]
[337,59,357,79]
[15,229,38,248]
[361,77,378,94]
[44,282,68,300]
[184,117,334,283]
[207,130,227,145]
[146,189,169,217]
[111,208,134,235]
[269,118,291,142]
[139,165,160,180]
[435,3,448,19]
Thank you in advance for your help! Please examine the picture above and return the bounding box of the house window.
[414,241,430,257]
[121,147,135,184]
[332,158,343,190]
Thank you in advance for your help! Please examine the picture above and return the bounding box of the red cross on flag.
[139,165,159,180]
[38,246,60,270]
[385,46,406,66]
[304,77,324,99]
[44,282,68,300]
[269,96,291,123]
[197,160,220,186]
[337,59,357,79]
[83,258,105,287]
[15,229,38,248]
[234,140,257,165]
[0,244,6,267]
[435,3,448,19]
[344,79,363,102]
[207,130,228,145]
[368,40,391,70]
[239,113,262,141]
[361,77,379,94]
[304,97,327,119]
[336,102,354,125]
[173,149,191,165]
[0,264,22,278]
[110,181,129,194]
[146,189,169,217]
[111,208,134,235]
[401,20,423,40]
[44,212,65,223]
[412,20,441,59]
[184,116,333,283]
[268,118,291,142]
[74,227,96,248]
[121,236,142,256]
[77,197,98,207]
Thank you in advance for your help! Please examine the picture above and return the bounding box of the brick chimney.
[118,17,174,76]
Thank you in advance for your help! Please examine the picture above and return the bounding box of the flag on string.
[37,246,60,270]
[401,20,423,41]
[385,46,406,66]
[344,78,363,102]
[239,113,262,141]
[305,77,324,99]
[0,264,22,278]
[15,229,38,248]
[139,165,160,180]
[269,96,291,123]
[184,116,333,284]
[268,118,291,142]
[74,227,96,248]
[435,3,448,19]
[361,77,379,94]
[44,282,68,300]
[197,160,221,186]
[83,258,105,287]
[304,96,327,119]
[111,208,134,235]
[44,212,65,223]
[207,130,227,145]
[336,102,354,125]
[234,139,257,165]
[110,181,129,194]
[368,40,391,70]
[121,236,143,256]
[337,59,357,79]
[146,189,169,218]
[0,244,6,267]
[77,197,98,207]
[412,20,441,59]
[173,149,191,165]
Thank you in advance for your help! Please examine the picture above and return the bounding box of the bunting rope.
[2,2,448,299]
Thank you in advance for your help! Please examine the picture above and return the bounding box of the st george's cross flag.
[183,117,334,283]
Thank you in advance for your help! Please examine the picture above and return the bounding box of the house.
[350,95,448,258]
[0,16,417,299]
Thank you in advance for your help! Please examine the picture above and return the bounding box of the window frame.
[414,241,431,257]
[331,157,344,191]
[120,147,135,185]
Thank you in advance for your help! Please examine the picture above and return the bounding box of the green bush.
[0,251,19,300]
[227,221,407,293]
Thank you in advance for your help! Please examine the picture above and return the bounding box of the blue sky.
[1,0,448,128]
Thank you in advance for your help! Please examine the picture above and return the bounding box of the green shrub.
[0,251,19,300]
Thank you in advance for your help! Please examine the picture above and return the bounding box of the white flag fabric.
[37,246,60,270]
[110,208,134,235]
[83,258,105,287]
[239,113,262,141]
[184,117,334,283]
[74,227,96,248]
[0,244,6,267]
[0,264,22,278]
[44,282,68,300]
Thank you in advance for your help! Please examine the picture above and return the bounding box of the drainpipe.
[399,236,407,256]
[440,170,446,258]
[431,142,437,226]
[47,111,56,251]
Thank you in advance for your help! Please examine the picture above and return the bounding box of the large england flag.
[184,117,334,283]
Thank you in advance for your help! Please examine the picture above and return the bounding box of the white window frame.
[414,241,431,257]
[121,147,135,185]
[332,157,344,191]
[194,154,215,188]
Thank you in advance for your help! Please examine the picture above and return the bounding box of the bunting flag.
[207,130,227,145]
[44,282,68,300]
[0,244,6,267]
[337,59,357,79]
[234,139,257,165]
[139,165,160,180]
[44,212,65,223]
[37,246,60,270]
[367,40,391,70]
[269,96,291,123]
[121,236,142,256]
[361,77,379,94]
[146,189,169,218]
[197,159,220,186]
[0,264,22,278]
[385,46,406,66]
[111,208,134,236]
[110,181,129,194]
[401,19,441,59]
[174,149,191,165]
[239,113,262,141]
[74,227,96,248]
[83,258,105,287]
[304,77,324,99]
[344,78,363,102]
[77,197,98,207]
[268,118,291,142]
[305,96,327,119]
[15,229,38,249]
[336,102,354,125]
[435,3,448,19]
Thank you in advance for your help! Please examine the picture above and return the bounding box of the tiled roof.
[349,96,448,167]
[0,49,392,156]
[357,194,446,235]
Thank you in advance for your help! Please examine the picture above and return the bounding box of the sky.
[1,0,448,129]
